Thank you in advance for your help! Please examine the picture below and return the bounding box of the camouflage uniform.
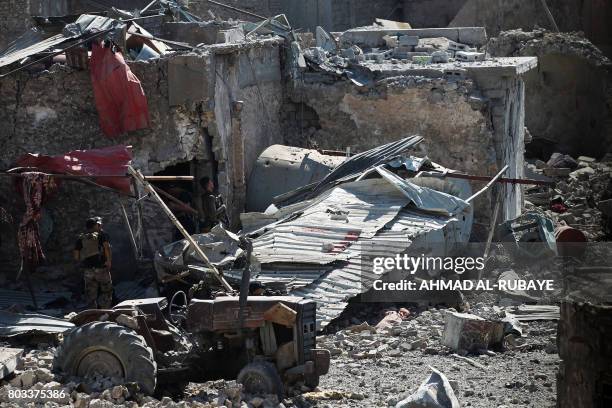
[75,228,112,308]
[83,267,113,309]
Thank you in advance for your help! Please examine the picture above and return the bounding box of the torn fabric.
[90,42,150,137]
[15,145,133,193]
[17,173,57,266]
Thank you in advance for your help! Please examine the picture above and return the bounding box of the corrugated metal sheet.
[0,33,68,68]
[276,135,423,205]
[237,175,470,328]
[372,166,468,215]
[310,135,423,196]
[0,311,74,337]
[252,179,411,265]
[289,210,456,328]
[0,14,124,70]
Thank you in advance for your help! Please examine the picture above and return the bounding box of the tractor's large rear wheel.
[53,322,157,395]
[237,361,283,397]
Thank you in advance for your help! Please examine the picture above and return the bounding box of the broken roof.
[230,176,471,328]
[155,136,476,328]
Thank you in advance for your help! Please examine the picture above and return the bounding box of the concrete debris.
[302,390,365,401]
[441,312,504,353]
[375,308,410,330]
[525,152,612,241]
[0,347,23,380]
[497,270,540,303]
[395,366,460,408]
[299,24,495,84]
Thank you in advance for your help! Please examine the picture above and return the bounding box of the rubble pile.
[301,25,488,79]
[1,360,283,408]
[488,29,612,66]
[526,152,612,240]
[315,298,559,407]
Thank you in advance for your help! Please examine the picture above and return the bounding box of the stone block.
[0,347,23,380]
[455,51,485,62]
[442,311,504,352]
[339,27,487,49]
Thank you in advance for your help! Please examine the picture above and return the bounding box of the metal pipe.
[119,201,140,259]
[206,0,266,20]
[431,170,554,186]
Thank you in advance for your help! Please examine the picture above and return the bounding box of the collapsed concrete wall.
[488,30,612,159]
[286,65,529,232]
[287,77,495,175]
[206,41,284,226]
[0,39,283,273]
[0,58,201,273]
[450,0,612,58]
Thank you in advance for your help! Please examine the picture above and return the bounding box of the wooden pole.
[466,165,510,203]
[1,172,193,181]
[119,201,140,260]
[128,166,234,292]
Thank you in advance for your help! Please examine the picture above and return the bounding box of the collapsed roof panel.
[155,136,476,328]
[288,207,462,328]
[0,33,68,69]
[251,178,414,265]
[0,311,74,338]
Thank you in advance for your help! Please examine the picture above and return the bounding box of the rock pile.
[526,152,612,240]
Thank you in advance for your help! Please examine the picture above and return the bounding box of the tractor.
[53,167,329,396]
[53,295,330,396]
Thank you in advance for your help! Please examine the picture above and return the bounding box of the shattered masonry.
[0,1,612,407]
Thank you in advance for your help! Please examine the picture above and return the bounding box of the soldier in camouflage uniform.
[73,217,113,308]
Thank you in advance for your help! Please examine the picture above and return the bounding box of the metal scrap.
[0,347,23,380]
[156,137,476,328]
[0,311,74,338]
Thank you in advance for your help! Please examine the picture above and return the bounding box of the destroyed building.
[0,1,611,407]
[0,3,544,274]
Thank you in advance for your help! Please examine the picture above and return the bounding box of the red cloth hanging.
[17,173,57,266]
[89,42,150,138]
[15,145,133,194]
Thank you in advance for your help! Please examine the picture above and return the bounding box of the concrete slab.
[364,57,538,79]
[337,27,488,48]
[0,347,23,380]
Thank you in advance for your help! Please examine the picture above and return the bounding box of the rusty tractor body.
[53,295,330,396]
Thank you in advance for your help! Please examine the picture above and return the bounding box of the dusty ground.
[316,312,558,408]
[0,290,560,408]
